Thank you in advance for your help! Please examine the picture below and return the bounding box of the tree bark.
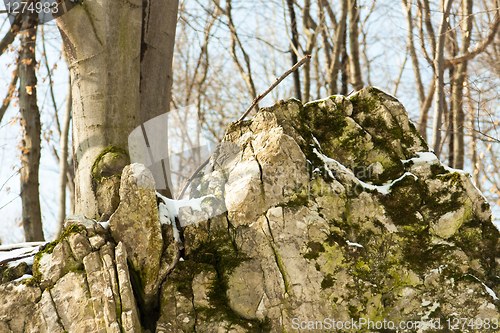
[286,0,302,99]
[18,3,44,241]
[348,0,363,90]
[431,0,454,156]
[452,0,473,169]
[328,0,348,94]
[340,27,349,95]
[56,0,179,219]
[57,78,72,235]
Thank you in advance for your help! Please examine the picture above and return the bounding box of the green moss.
[321,274,335,289]
[91,146,129,184]
[283,188,309,208]
[436,172,462,186]
[349,93,379,116]
[353,260,371,279]
[167,225,271,328]
[31,224,85,285]
[271,243,292,294]
[303,241,325,260]
[430,164,447,176]
[381,175,425,225]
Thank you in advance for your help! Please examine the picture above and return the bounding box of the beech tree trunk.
[19,5,44,241]
[55,0,179,219]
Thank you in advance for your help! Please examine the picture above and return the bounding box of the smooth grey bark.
[56,0,179,219]
[18,5,44,242]
[431,0,454,156]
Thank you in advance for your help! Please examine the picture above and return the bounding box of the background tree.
[18,4,43,241]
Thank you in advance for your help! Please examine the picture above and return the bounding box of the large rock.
[0,87,497,332]
[157,87,499,332]
[0,217,142,333]
[109,163,164,308]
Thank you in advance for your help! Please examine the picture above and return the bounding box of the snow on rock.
[156,192,216,227]
[0,87,498,332]
[313,148,418,195]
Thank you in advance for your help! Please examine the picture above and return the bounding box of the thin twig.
[177,55,311,199]
[238,55,311,121]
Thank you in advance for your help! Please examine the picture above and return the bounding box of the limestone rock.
[160,87,498,332]
[0,87,497,333]
[0,283,41,332]
[109,163,163,307]
[0,217,143,333]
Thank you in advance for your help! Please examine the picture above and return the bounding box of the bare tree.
[286,0,302,99]
[348,0,363,90]
[57,78,72,234]
[431,0,454,156]
[18,4,44,241]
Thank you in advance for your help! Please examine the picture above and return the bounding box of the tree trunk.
[402,0,425,104]
[286,0,302,99]
[340,27,349,95]
[56,78,72,235]
[56,0,179,219]
[348,0,363,90]
[452,0,473,169]
[19,4,44,242]
[328,0,348,94]
[431,0,453,156]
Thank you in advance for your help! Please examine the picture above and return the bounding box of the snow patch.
[402,152,439,165]
[0,245,42,265]
[466,274,499,301]
[346,240,363,248]
[98,221,110,229]
[13,274,33,282]
[0,242,47,251]
[157,192,215,243]
[314,148,418,195]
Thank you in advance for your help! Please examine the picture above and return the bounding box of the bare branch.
[178,55,311,199]
[0,65,18,124]
[0,13,22,57]
[444,13,499,67]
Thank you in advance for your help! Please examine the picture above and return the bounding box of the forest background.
[0,0,498,244]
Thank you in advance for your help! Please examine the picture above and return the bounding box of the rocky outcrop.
[0,87,498,332]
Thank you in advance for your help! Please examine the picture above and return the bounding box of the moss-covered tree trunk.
[56,0,178,219]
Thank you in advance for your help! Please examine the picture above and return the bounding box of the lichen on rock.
[0,87,497,332]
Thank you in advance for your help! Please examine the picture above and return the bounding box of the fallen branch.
[177,54,311,199]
